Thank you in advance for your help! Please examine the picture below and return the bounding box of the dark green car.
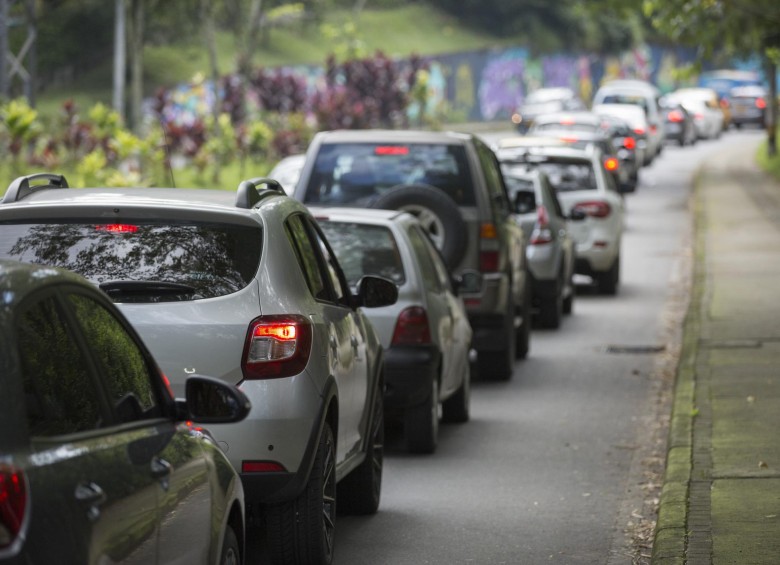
[0,260,250,565]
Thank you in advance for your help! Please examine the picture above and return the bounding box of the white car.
[498,145,625,295]
[267,153,305,194]
[592,79,665,165]
[592,103,652,167]
[665,87,725,139]
[313,207,477,454]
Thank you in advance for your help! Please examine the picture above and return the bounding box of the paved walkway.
[652,137,780,564]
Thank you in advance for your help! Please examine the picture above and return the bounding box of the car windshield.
[0,221,261,301]
[303,142,475,206]
[317,221,405,288]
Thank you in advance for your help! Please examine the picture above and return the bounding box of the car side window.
[418,227,453,292]
[542,177,566,219]
[307,219,350,304]
[68,293,163,423]
[16,295,103,437]
[406,225,442,292]
[475,140,510,216]
[287,214,330,301]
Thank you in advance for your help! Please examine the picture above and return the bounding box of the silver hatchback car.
[312,207,478,454]
[0,173,397,565]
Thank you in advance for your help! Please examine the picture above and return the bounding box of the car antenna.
[159,118,176,188]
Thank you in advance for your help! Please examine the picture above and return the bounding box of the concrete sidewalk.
[652,138,780,564]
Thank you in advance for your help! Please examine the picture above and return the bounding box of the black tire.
[597,255,620,296]
[441,361,470,424]
[338,377,384,515]
[266,423,337,565]
[479,314,516,381]
[537,279,562,329]
[562,271,575,315]
[515,291,530,360]
[404,377,439,454]
[220,525,241,565]
[370,184,467,269]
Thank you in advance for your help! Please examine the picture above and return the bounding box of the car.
[510,87,587,133]
[728,85,768,129]
[292,129,531,381]
[666,87,725,140]
[500,168,582,328]
[527,111,639,192]
[497,144,625,295]
[0,259,251,565]
[312,207,478,454]
[658,97,698,146]
[267,153,306,194]
[0,172,399,565]
[591,80,666,164]
[592,103,653,167]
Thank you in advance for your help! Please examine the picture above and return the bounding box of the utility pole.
[113,0,126,118]
[0,0,37,105]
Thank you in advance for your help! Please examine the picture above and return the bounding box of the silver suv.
[0,173,398,565]
[293,129,530,380]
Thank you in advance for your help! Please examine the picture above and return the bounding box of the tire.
[266,423,337,565]
[404,377,439,454]
[441,360,470,424]
[515,289,530,359]
[562,271,575,315]
[220,525,241,565]
[537,279,562,329]
[338,377,384,515]
[478,314,516,381]
[370,184,468,269]
[597,255,620,296]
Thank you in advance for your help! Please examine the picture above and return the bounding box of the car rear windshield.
[504,162,597,193]
[317,221,405,288]
[303,142,475,206]
[0,221,261,301]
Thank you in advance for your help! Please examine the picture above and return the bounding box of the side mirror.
[453,269,483,294]
[180,375,251,424]
[568,208,587,221]
[513,191,536,215]
[354,275,398,308]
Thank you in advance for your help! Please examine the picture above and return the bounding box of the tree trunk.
[767,55,777,157]
[237,0,263,79]
[201,0,220,118]
[128,0,144,132]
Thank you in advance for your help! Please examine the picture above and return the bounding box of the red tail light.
[95,224,139,234]
[649,124,658,134]
[479,222,500,272]
[633,127,646,136]
[756,98,767,110]
[0,465,27,549]
[604,157,619,172]
[668,110,685,123]
[391,306,431,345]
[694,113,705,121]
[572,200,611,219]
[530,205,553,245]
[242,461,287,473]
[242,315,312,379]
[622,136,636,150]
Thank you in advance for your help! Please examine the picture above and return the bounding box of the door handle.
[75,481,106,521]
[150,456,172,479]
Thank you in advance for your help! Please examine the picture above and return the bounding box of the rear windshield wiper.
[99,280,199,303]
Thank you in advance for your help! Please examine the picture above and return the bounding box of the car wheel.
[562,271,575,315]
[266,422,336,565]
[479,313,516,381]
[441,360,470,424]
[220,525,241,565]
[597,255,620,296]
[405,376,439,454]
[338,377,384,515]
[537,279,563,329]
[370,184,468,269]
[515,288,531,359]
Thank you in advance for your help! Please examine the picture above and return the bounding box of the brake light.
[756,98,767,110]
[479,222,500,272]
[559,136,579,144]
[242,461,287,473]
[649,124,658,134]
[572,201,611,219]
[560,116,575,125]
[391,306,431,345]
[604,157,619,172]
[530,205,553,245]
[668,110,685,123]
[622,137,636,150]
[633,127,646,136]
[242,315,312,379]
[96,224,139,234]
[0,465,27,549]
[375,146,409,156]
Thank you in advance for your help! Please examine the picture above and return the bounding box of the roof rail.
[235,177,285,209]
[2,173,69,204]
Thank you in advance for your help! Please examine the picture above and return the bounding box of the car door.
[15,289,160,565]
[65,289,216,565]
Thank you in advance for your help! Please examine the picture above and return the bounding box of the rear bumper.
[384,344,440,413]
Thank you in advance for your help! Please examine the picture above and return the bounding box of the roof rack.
[235,177,285,209]
[2,173,69,204]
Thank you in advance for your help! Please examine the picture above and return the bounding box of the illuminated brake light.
[572,201,611,219]
[604,157,619,172]
[530,205,553,245]
[756,98,767,110]
[242,461,287,473]
[242,315,312,379]
[391,306,431,345]
[623,137,636,150]
[0,464,27,549]
[375,146,409,156]
[668,110,685,123]
[96,224,139,234]
[633,127,645,136]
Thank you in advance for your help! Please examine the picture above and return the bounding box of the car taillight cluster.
[530,205,554,245]
[622,136,636,150]
[479,222,500,272]
[756,98,767,109]
[0,465,27,549]
[667,110,685,123]
[572,200,611,219]
[392,306,431,346]
[603,157,619,172]
[242,315,312,379]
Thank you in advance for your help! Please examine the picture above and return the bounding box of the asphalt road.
[328,129,766,565]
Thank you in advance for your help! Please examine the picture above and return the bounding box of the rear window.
[317,221,405,288]
[0,221,261,301]
[303,142,475,206]
[504,161,597,193]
